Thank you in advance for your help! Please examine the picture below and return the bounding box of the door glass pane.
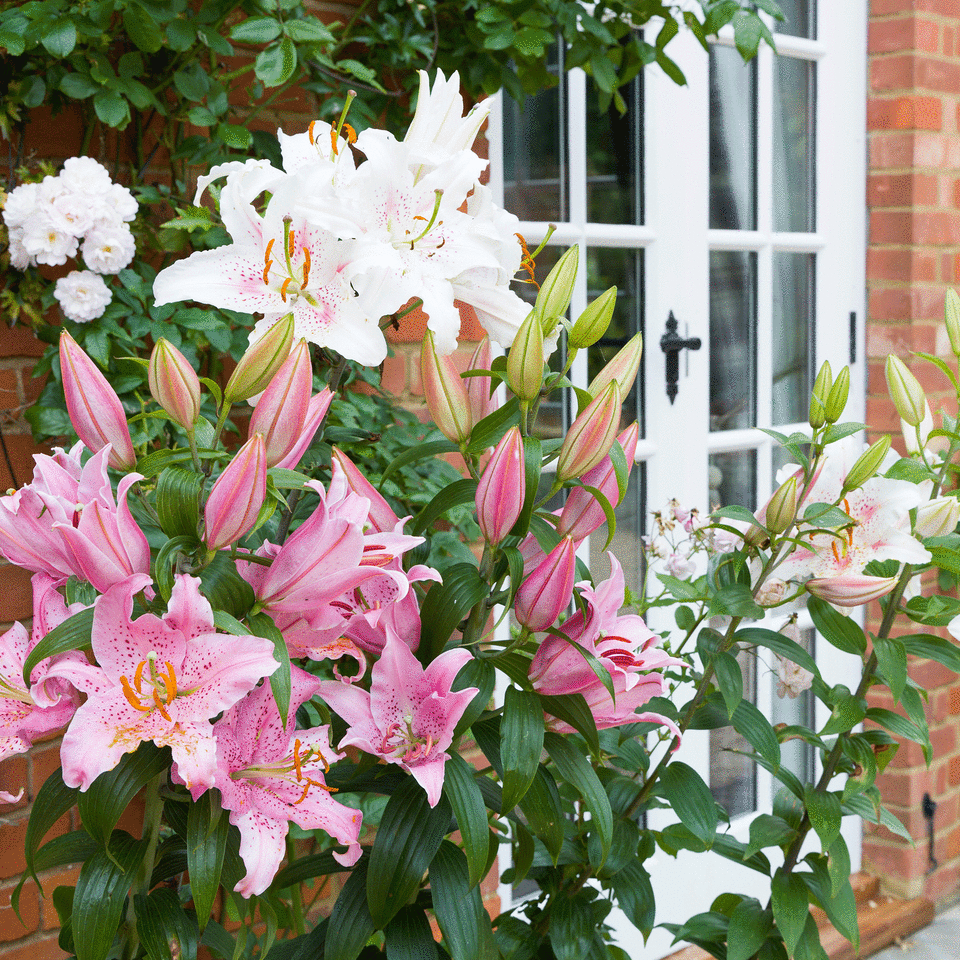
[709,46,757,231]
[774,57,816,233]
[586,248,644,437]
[772,252,815,426]
[590,465,646,599]
[770,626,816,791]
[776,0,816,39]
[709,449,757,513]
[710,648,756,819]
[503,46,568,223]
[587,74,643,225]
[710,250,757,431]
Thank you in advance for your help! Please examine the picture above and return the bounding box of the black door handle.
[660,311,702,404]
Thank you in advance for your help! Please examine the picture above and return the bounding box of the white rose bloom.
[102,183,138,222]
[775,654,814,700]
[7,229,34,269]
[54,270,112,322]
[82,224,136,274]
[2,182,41,229]
[59,157,113,196]
[21,212,79,266]
[49,190,97,238]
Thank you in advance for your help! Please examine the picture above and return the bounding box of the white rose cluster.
[2,157,138,323]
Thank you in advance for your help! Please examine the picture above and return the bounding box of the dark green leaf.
[501,687,545,811]
[412,478,478,535]
[727,898,771,960]
[508,435,542,541]
[714,651,743,718]
[709,583,763,619]
[732,699,781,767]
[808,597,867,655]
[23,607,94,687]
[135,888,199,960]
[78,742,168,847]
[610,860,655,936]
[156,466,202,539]
[200,919,236,960]
[736,627,818,676]
[865,707,924,744]
[187,790,229,932]
[380,440,458,490]
[385,906,438,960]
[255,37,297,85]
[744,815,796,859]
[657,761,717,842]
[273,850,351,888]
[805,855,859,950]
[873,636,907,703]
[42,17,76,56]
[22,768,79,890]
[803,787,842,852]
[771,868,809,958]
[538,694,599,756]
[518,765,564,863]
[367,778,449,928]
[93,88,130,128]
[430,841,498,960]
[466,395,520,454]
[249,612,291,728]
[417,563,486,663]
[493,915,540,960]
[123,3,164,52]
[230,15,282,44]
[820,690,866,736]
[326,858,374,960]
[442,754,489,889]
[452,657,495,737]
[73,832,149,960]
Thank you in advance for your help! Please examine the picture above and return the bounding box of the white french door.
[488,3,867,956]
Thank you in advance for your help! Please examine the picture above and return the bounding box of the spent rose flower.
[318,629,477,806]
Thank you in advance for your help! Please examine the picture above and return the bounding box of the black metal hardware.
[922,792,937,873]
[660,311,702,404]
[849,311,857,365]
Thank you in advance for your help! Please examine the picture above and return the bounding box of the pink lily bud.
[421,330,472,443]
[224,314,295,403]
[59,330,136,471]
[558,422,639,542]
[806,574,899,608]
[587,333,643,399]
[148,338,201,430]
[515,536,576,632]
[476,426,525,544]
[274,388,334,471]
[464,337,499,424]
[331,447,400,534]
[556,381,622,483]
[249,340,312,467]
[204,434,267,551]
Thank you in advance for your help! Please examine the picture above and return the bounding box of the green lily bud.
[842,434,892,493]
[421,330,472,443]
[506,308,545,403]
[534,247,579,334]
[225,314,295,403]
[588,333,643,399]
[744,524,770,550]
[824,366,850,424]
[569,286,616,349]
[765,475,798,535]
[809,360,832,429]
[945,289,960,358]
[884,355,927,427]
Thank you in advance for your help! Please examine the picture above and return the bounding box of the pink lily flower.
[806,575,901,608]
[0,573,87,763]
[330,447,401,533]
[0,444,150,592]
[59,331,137,470]
[54,574,278,791]
[515,536,576,632]
[318,630,478,806]
[530,556,683,738]
[197,666,363,898]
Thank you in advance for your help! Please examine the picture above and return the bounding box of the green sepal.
[22,607,94,686]
[78,741,169,848]
[186,789,229,932]
[366,777,450,928]
[72,831,150,960]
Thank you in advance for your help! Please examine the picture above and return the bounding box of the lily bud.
[331,446,399,534]
[764,475,798,535]
[59,330,136,471]
[807,574,899,608]
[842,434,892,493]
[464,337,499,424]
[204,433,267,551]
[558,422,639,542]
[421,330,472,443]
[515,536,576,632]
[506,308,545,403]
[825,366,850,424]
[915,495,960,538]
[556,381,622,482]
[588,333,643,399]
[569,286,616,349]
[902,403,934,456]
[476,426,525,544]
[225,314,295,403]
[744,524,770,550]
[249,340,312,467]
[945,289,960,358]
[148,338,201,431]
[274,388,334,471]
[885,355,927,427]
[809,360,832,429]
[534,247,578,332]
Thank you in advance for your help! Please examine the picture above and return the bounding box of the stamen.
[263,259,273,285]
[408,190,444,246]
[121,676,152,713]
[330,127,339,156]
[280,277,294,302]
[293,739,303,780]
[287,229,295,260]
[162,662,177,703]
[152,689,173,722]
[133,660,146,693]
[300,246,311,289]
[342,122,357,145]
[308,120,317,145]
[831,540,841,563]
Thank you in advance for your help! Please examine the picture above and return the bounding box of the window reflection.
[587,74,643,225]
[774,57,816,233]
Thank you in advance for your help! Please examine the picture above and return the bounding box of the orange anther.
[308,120,317,145]
[133,660,146,693]
[301,247,311,289]
[163,662,177,703]
[330,128,339,156]
[121,676,152,713]
[342,123,356,145]
[265,238,275,262]
[293,739,303,781]
[280,277,293,302]
[262,259,273,286]
[152,689,173,723]
[287,229,295,260]
[831,540,841,563]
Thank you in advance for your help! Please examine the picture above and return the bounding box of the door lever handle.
[660,311,702,404]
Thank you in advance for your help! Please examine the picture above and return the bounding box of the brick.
[0,878,40,942]
[30,742,64,800]
[871,55,916,93]
[868,95,943,130]
[868,17,939,55]
[864,321,936,357]
[0,326,48,360]
[867,248,937,283]
[869,130,916,168]
[862,837,931,880]
[0,757,28,813]
[868,172,939,207]
[378,352,407,396]
[915,56,960,92]
[0,933,70,960]
[950,755,960,787]
[0,811,68,880]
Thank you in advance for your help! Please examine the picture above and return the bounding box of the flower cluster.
[2,157,137,322]
[153,71,531,365]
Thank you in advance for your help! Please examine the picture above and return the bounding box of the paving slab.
[869,904,960,960]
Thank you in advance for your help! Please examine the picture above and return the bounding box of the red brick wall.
[863,0,960,905]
